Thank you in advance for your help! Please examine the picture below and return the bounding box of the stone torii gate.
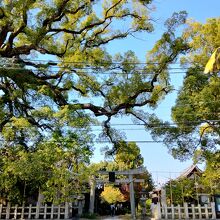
[89,167,147,219]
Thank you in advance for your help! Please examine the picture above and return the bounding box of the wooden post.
[191,204,195,219]
[171,204,174,219]
[64,202,69,219]
[164,204,168,219]
[43,204,47,219]
[211,202,216,219]
[50,204,54,219]
[35,202,40,219]
[198,204,202,219]
[0,204,2,219]
[89,176,96,214]
[6,202,10,219]
[184,202,189,219]
[21,203,25,219]
[129,174,136,219]
[205,204,209,219]
[58,204,61,219]
[28,204,32,219]
[14,204,18,219]
[178,204,181,219]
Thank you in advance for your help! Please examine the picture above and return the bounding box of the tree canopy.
[149,18,220,160]
[0,1,190,150]
[201,150,220,194]
[115,141,144,169]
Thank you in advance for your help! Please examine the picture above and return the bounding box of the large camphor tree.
[0,0,190,203]
[0,0,190,147]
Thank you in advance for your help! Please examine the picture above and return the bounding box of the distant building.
[177,164,211,205]
[177,164,203,179]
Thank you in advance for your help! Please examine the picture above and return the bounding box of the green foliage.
[0,134,92,204]
[145,198,152,215]
[165,177,205,205]
[0,0,195,203]
[149,18,220,163]
[149,18,220,196]
[114,141,144,169]
[200,151,220,194]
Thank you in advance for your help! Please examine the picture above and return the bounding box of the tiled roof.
[178,164,203,179]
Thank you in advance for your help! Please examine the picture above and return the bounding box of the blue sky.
[91,0,220,184]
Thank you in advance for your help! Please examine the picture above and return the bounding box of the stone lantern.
[139,189,148,217]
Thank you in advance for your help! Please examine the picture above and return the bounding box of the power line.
[4,119,211,129]
[106,120,220,125]
[21,58,197,66]
[97,140,163,143]
[10,63,189,70]
[0,138,163,143]
[90,124,219,131]
[1,99,220,112]
[0,66,191,75]
[40,65,190,70]
[3,137,219,145]
[1,119,220,130]
[1,57,205,69]
[1,98,220,110]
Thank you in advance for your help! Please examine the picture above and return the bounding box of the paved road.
[77,215,149,219]
[77,217,127,220]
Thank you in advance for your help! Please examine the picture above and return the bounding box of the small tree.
[165,178,196,205]
[201,151,220,194]
[101,185,126,204]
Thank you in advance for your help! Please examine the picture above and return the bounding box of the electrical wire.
[0,138,163,143]
[0,57,204,69]
[0,66,191,75]
[0,121,219,128]
[20,58,195,66]
[0,66,206,75]
[1,118,220,130]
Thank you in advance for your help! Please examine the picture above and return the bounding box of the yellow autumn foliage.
[101,185,126,204]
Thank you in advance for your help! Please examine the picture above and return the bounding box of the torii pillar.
[129,174,136,219]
